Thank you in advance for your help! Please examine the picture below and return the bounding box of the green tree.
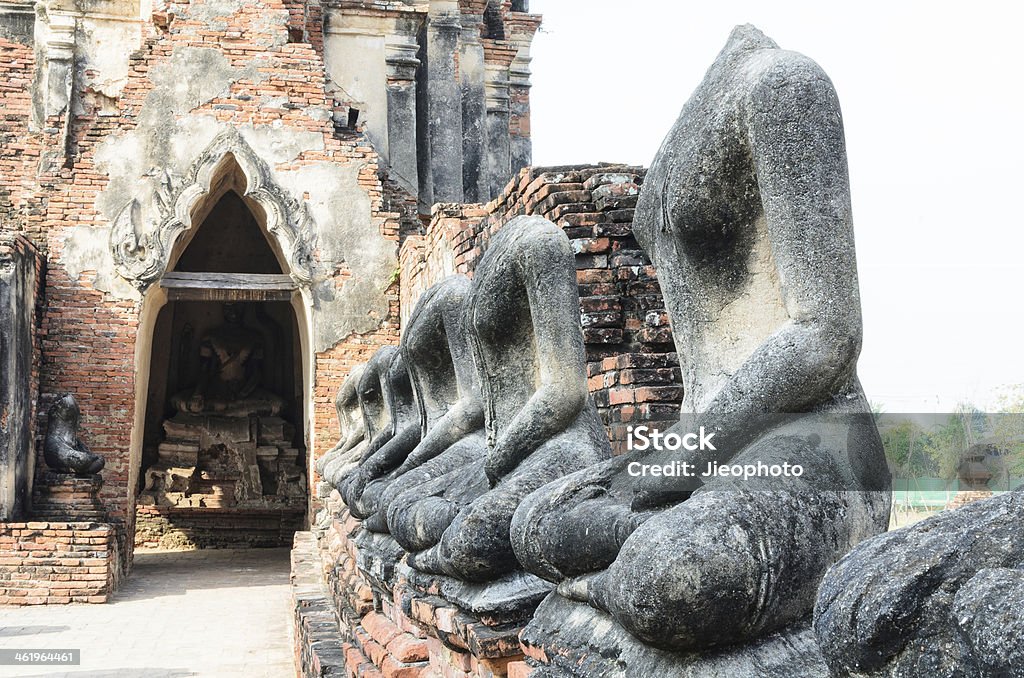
[991,385,1024,484]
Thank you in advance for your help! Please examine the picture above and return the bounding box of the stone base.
[520,594,829,678]
[293,494,537,677]
[352,528,406,593]
[30,472,107,521]
[399,563,552,627]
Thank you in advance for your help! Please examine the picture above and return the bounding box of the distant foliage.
[879,391,1024,488]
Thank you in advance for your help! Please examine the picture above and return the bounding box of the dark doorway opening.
[134,188,307,551]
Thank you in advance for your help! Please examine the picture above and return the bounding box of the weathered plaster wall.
[0,0,538,543]
[24,0,406,529]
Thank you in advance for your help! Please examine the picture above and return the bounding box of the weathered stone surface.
[363,276,486,535]
[523,594,829,678]
[319,365,367,489]
[512,23,890,659]
[43,394,105,476]
[402,215,611,583]
[0,236,38,520]
[814,491,1024,677]
[399,563,552,625]
[340,348,420,518]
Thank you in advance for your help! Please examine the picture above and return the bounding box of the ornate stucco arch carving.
[109,127,317,291]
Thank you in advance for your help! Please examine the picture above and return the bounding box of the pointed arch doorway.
[129,151,313,552]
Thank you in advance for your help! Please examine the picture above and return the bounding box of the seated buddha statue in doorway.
[171,302,284,417]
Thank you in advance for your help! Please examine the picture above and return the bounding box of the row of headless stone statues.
[317,26,1022,677]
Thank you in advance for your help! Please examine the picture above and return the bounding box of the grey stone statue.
[170,302,284,417]
[319,364,367,490]
[814,491,1024,677]
[512,24,890,656]
[398,215,611,582]
[338,347,421,518]
[360,276,487,536]
[44,394,105,476]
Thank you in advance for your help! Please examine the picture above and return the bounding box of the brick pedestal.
[31,472,107,521]
[0,472,124,606]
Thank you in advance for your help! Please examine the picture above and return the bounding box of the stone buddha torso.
[511,25,891,655]
[171,305,283,418]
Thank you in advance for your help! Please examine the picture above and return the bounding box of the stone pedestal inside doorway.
[135,412,307,550]
[142,412,304,510]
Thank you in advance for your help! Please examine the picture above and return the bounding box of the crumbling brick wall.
[399,164,683,454]
[21,1,407,532]
[0,38,41,240]
[0,520,120,605]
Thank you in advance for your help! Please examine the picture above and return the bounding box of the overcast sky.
[529,0,1024,412]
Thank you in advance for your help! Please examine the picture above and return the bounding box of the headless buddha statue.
[171,302,283,418]
[510,25,891,652]
[338,347,421,517]
[362,276,488,535]
[319,364,367,490]
[395,216,611,582]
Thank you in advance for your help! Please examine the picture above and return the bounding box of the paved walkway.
[0,548,296,677]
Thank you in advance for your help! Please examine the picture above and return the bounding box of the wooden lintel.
[160,272,298,302]
[165,288,294,302]
[161,272,298,290]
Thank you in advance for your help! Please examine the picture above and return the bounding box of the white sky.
[529,0,1024,412]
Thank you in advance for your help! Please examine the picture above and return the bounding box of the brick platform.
[0,472,124,605]
[0,520,120,605]
[31,472,108,522]
[135,504,306,550]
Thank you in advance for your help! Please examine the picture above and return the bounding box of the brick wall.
[0,521,120,605]
[135,505,306,550]
[399,164,682,453]
[21,0,408,533]
[0,38,40,240]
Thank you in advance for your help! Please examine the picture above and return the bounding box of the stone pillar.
[426,0,464,204]
[509,49,533,176]
[0,237,40,521]
[484,64,511,200]
[385,35,421,196]
[41,13,76,119]
[459,14,487,203]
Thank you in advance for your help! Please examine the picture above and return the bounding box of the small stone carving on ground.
[44,394,105,476]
